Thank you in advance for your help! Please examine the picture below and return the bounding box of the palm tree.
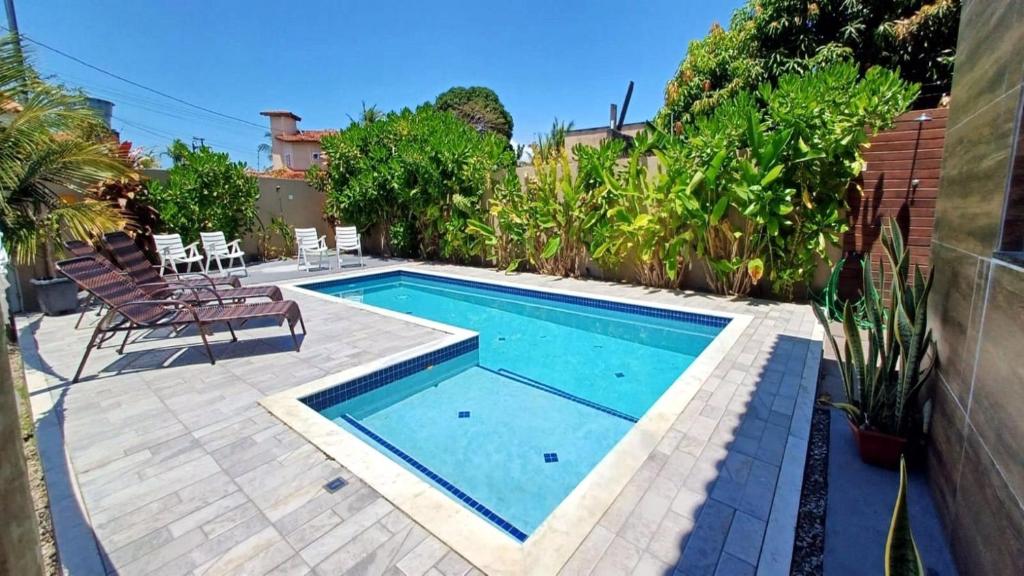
[257,131,272,171]
[0,34,130,278]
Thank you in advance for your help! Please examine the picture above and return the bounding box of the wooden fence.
[839,106,947,297]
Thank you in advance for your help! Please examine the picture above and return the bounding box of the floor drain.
[324,478,347,493]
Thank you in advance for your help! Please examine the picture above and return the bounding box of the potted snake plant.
[812,220,936,468]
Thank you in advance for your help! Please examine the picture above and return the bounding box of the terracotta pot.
[847,419,907,469]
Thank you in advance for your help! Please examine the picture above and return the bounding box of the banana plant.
[812,220,935,436]
[590,130,700,288]
[885,457,924,576]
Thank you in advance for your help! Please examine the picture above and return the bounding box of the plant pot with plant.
[0,35,131,315]
[812,219,936,469]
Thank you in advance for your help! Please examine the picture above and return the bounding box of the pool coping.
[262,265,752,575]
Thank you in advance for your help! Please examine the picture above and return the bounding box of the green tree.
[0,35,129,277]
[660,0,960,124]
[316,104,516,260]
[146,140,260,244]
[435,86,514,140]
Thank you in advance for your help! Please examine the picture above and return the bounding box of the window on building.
[997,94,1024,263]
[312,152,320,160]
[284,153,292,168]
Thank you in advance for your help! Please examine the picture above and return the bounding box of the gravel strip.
[790,404,830,575]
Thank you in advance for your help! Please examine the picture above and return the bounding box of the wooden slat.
[839,106,946,295]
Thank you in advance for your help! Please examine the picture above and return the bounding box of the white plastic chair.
[335,226,363,268]
[200,231,247,276]
[153,233,204,276]
[295,227,329,271]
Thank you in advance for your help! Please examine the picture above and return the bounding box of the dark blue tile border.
[340,414,530,542]
[483,367,639,423]
[302,270,731,329]
[301,337,478,412]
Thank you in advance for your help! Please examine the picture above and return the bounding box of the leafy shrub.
[469,124,619,277]
[512,62,916,296]
[146,140,260,244]
[686,62,918,296]
[316,104,516,261]
[660,0,960,124]
[435,86,514,140]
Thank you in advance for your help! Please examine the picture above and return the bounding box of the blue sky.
[13,0,742,168]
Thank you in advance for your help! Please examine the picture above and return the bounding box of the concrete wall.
[926,1,1024,574]
[0,328,44,576]
[245,177,333,257]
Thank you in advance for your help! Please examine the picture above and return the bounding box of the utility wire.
[1,26,266,130]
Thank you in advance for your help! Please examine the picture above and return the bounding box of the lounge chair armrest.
[165,271,238,289]
[111,298,193,314]
[227,239,242,250]
[142,280,226,306]
[317,236,327,249]
[183,242,200,258]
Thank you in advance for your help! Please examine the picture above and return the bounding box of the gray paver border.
[756,323,823,575]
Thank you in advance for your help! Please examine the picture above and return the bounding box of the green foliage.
[532,119,574,163]
[660,0,960,124]
[269,216,294,255]
[435,86,514,140]
[317,104,516,261]
[0,35,131,275]
[588,130,700,288]
[475,63,913,293]
[473,143,606,277]
[886,457,925,576]
[387,219,417,258]
[685,62,918,296]
[813,220,936,437]
[813,257,882,329]
[146,140,260,244]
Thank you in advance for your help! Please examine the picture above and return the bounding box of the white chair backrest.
[294,228,322,250]
[200,232,230,256]
[335,226,360,249]
[154,234,189,260]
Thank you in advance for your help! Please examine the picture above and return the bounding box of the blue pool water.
[307,271,725,540]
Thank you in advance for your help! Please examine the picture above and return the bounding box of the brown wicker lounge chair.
[99,232,283,304]
[64,240,107,328]
[57,256,306,382]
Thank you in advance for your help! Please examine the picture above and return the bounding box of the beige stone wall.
[244,177,331,257]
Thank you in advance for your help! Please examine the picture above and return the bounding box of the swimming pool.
[299,271,728,541]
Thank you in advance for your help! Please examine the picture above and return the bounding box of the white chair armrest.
[227,239,242,249]
[317,236,327,250]
[184,242,200,258]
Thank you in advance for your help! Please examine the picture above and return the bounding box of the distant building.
[562,121,646,151]
[260,110,336,176]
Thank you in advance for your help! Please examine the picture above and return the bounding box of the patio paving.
[20,261,822,576]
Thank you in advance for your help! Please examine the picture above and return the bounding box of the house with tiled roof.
[259,110,336,176]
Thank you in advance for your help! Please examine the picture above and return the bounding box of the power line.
[113,114,254,157]
[2,25,266,130]
[47,69,265,135]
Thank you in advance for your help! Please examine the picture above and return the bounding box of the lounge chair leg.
[73,327,103,383]
[225,321,237,342]
[197,323,216,365]
[117,327,133,354]
[289,321,301,351]
[74,295,93,329]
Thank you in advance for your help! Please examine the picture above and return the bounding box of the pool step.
[481,366,640,423]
